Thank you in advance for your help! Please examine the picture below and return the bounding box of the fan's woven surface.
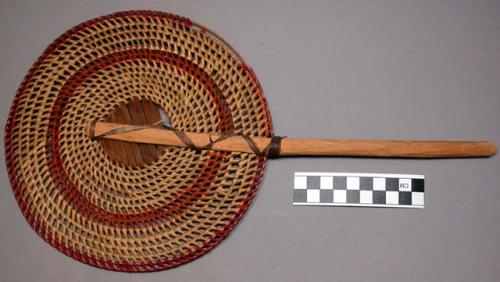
[4,11,273,272]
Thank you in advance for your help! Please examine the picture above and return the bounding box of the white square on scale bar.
[294,176,307,189]
[334,190,347,203]
[412,192,424,206]
[360,191,373,204]
[346,177,360,190]
[320,176,333,189]
[386,191,399,205]
[373,178,386,191]
[307,190,320,203]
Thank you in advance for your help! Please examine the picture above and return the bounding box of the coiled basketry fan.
[4,11,495,272]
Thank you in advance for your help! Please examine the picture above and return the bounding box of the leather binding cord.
[91,121,284,158]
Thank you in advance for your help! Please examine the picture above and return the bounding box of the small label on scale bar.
[293,172,424,208]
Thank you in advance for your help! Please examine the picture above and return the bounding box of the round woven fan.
[5,10,495,272]
[5,11,272,272]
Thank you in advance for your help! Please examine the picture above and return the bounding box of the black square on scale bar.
[359,177,373,190]
[399,192,412,205]
[412,179,424,192]
[347,190,360,203]
[373,191,386,204]
[386,178,399,191]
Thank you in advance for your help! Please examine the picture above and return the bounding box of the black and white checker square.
[293,173,424,208]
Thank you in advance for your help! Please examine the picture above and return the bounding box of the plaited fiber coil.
[4,10,273,272]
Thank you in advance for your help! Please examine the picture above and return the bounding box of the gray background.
[1,1,499,281]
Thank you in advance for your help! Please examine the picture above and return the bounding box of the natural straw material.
[4,11,273,272]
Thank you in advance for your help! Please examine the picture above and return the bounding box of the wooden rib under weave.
[99,100,167,167]
[4,11,273,272]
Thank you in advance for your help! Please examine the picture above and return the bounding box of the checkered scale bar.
[293,173,424,208]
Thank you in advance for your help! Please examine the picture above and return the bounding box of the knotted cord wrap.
[91,121,284,158]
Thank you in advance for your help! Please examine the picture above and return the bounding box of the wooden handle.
[280,138,496,158]
[91,122,496,158]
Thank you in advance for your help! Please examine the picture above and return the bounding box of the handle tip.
[486,141,497,156]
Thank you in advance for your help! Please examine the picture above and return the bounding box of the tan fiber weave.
[4,11,273,272]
